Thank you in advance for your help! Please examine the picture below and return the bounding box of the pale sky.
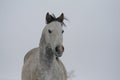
[0,0,120,80]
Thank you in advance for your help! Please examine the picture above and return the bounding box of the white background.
[0,0,120,80]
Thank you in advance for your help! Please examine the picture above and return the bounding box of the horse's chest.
[40,62,64,80]
[46,68,63,80]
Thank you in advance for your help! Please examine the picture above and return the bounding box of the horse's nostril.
[62,46,64,52]
[55,46,59,52]
[55,45,64,52]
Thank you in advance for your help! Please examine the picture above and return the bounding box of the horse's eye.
[62,30,64,33]
[48,29,52,33]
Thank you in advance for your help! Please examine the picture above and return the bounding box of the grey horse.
[22,13,67,80]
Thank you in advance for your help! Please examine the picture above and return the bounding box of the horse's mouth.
[55,52,63,57]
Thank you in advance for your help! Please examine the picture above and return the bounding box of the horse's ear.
[57,13,64,22]
[46,12,53,24]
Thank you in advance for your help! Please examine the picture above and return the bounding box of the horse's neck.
[39,43,56,69]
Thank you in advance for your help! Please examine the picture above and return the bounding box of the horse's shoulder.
[57,59,67,79]
[24,47,39,63]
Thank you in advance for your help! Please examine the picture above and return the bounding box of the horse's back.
[22,47,39,80]
[24,47,39,63]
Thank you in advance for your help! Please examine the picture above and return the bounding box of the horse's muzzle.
[55,45,64,57]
